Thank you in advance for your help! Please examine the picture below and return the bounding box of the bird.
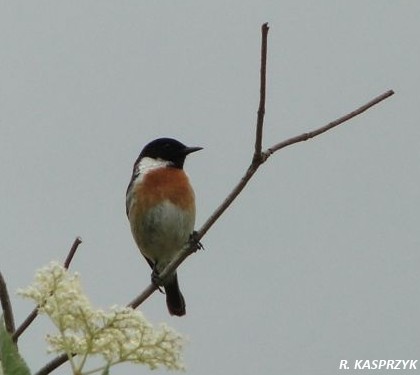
[126,138,202,316]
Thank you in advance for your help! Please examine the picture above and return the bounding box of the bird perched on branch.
[126,138,202,316]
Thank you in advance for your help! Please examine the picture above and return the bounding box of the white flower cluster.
[18,262,184,373]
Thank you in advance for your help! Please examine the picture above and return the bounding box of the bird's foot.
[151,268,165,293]
[189,231,204,253]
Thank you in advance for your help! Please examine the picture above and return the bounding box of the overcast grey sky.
[1,1,419,374]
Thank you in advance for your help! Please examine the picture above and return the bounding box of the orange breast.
[132,167,195,215]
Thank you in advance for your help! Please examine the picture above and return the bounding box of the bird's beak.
[184,146,203,155]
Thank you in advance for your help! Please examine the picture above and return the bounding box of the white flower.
[18,262,184,373]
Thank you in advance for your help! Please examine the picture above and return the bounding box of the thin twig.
[12,309,37,344]
[128,283,158,309]
[264,89,395,158]
[254,22,269,160]
[64,237,83,269]
[13,237,83,342]
[0,271,15,334]
[35,353,72,375]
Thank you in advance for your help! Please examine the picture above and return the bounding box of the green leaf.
[0,317,31,375]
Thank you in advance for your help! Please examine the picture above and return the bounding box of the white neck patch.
[136,156,170,177]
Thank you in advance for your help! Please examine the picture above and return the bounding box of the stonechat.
[126,138,202,316]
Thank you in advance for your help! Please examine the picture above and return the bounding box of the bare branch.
[63,237,83,269]
[263,89,395,159]
[128,283,158,310]
[0,271,15,334]
[13,237,83,342]
[254,22,269,160]
[12,309,37,344]
[34,353,72,375]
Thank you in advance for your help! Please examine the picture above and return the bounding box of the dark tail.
[164,272,186,316]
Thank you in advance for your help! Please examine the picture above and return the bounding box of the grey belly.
[133,201,194,267]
